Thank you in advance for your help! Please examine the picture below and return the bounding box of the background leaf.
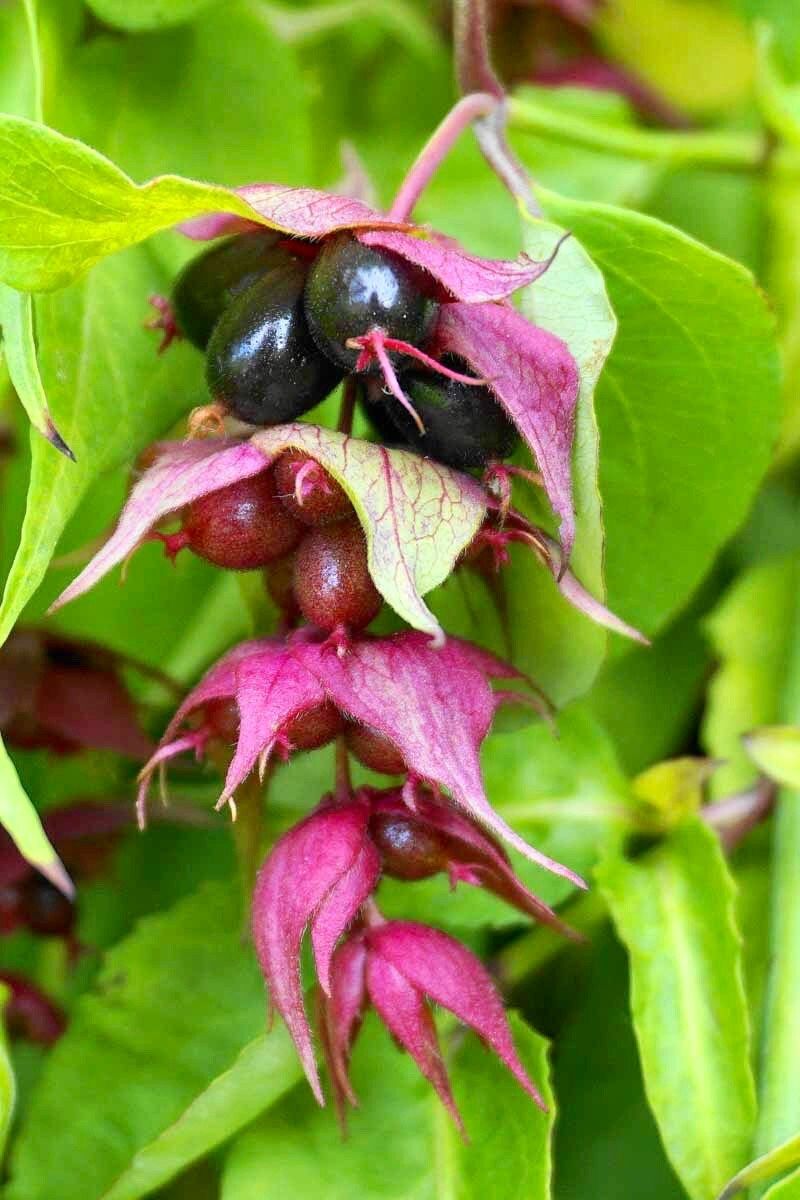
[85,0,222,33]
[4,882,294,1200]
[540,189,781,635]
[221,1012,553,1200]
[0,981,16,1163]
[598,819,756,1200]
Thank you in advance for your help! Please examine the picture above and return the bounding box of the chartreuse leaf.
[85,0,222,32]
[4,882,302,1200]
[506,217,614,703]
[717,1129,800,1199]
[0,116,257,292]
[766,1169,800,1200]
[598,819,756,1200]
[703,558,800,796]
[221,1013,553,1200]
[0,734,71,894]
[0,982,16,1162]
[0,286,72,457]
[744,726,800,789]
[541,189,780,635]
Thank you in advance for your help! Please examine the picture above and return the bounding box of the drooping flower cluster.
[49,62,651,1127]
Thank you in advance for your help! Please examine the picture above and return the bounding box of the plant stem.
[334,735,352,800]
[753,577,800,1175]
[508,95,800,175]
[230,770,268,929]
[336,377,357,435]
[388,91,499,221]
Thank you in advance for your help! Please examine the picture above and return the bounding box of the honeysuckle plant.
[0,0,795,1196]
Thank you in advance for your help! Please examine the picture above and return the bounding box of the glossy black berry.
[172,230,292,350]
[371,356,520,469]
[181,471,303,570]
[304,234,438,370]
[293,518,382,633]
[206,262,343,425]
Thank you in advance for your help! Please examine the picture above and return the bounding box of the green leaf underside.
[4,883,293,1200]
[221,1013,553,1200]
[251,424,486,639]
[510,216,614,703]
[540,189,781,635]
[745,725,800,790]
[598,819,756,1200]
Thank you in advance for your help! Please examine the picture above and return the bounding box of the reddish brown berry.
[368,810,443,881]
[203,698,241,744]
[283,700,343,751]
[179,471,303,570]
[293,519,382,633]
[273,450,352,526]
[344,722,406,775]
[263,552,301,623]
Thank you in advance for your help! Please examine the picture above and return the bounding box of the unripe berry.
[304,234,437,370]
[293,519,382,632]
[273,450,352,526]
[368,811,443,881]
[172,230,292,350]
[206,262,342,426]
[369,356,519,469]
[283,700,343,751]
[344,722,406,775]
[179,472,303,570]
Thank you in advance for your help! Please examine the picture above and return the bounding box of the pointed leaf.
[0,735,71,895]
[598,819,756,1200]
[717,1130,800,1200]
[0,287,72,457]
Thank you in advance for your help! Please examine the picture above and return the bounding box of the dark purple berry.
[304,234,438,370]
[274,450,352,526]
[173,230,293,350]
[283,701,343,751]
[180,472,303,570]
[370,356,520,469]
[293,519,382,632]
[206,262,343,426]
[18,874,75,938]
[344,722,406,775]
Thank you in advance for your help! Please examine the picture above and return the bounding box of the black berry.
[173,230,293,350]
[180,472,303,570]
[304,234,438,370]
[293,518,382,632]
[206,262,343,425]
[371,357,520,469]
[274,450,352,526]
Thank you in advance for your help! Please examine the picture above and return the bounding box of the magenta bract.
[320,919,545,1128]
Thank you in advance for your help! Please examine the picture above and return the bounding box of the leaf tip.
[43,417,75,462]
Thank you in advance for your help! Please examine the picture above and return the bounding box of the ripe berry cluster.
[170,229,519,469]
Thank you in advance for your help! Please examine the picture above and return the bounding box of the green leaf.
[0,734,70,894]
[718,1129,800,1199]
[0,287,72,457]
[703,557,800,795]
[765,1168,800,1200]
[3,882,297,1200]
[0,983,16,1164]
[598,819,757,1200]
[0,116,257,292]
[744,726,800,789]
[85,0,222,32]
[221,1013,553,1200]
[540,189,781,635]
[509,217,614,702]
